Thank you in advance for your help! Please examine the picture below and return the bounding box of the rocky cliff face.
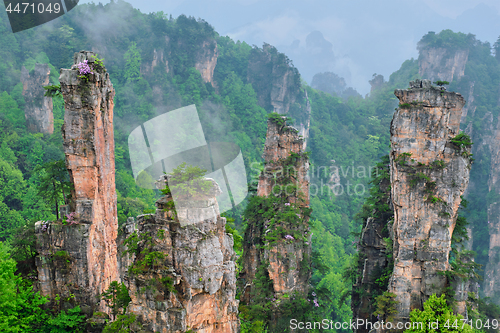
[140,38,217,87]
[484,116,500,303]
[195,41,218,86]
[240,116,311,324]
[417,40,500,306]
[247,44,311,143]
[141,48,170,76]
[256,117,309,202]
[35,51,239,331]
[35,51,118,314]
[388,79,471,322]
[351,159,393,333]
[419,48,469,83]
[247,44,300,115]
[118,177,239,333]
[21,63,54,134]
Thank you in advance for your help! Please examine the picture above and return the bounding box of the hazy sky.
[80,0,500,95]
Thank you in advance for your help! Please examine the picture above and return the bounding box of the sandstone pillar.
[21,63,54,134]
[241,116,311,319]
[35,51,118,314]
[389,79,471,322]
[117,176,240,332]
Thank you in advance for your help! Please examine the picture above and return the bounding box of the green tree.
[405,294,475,333]
[45,306,86,333]
[101,281,132,320]
[44,25,77,69]
[434,80,450,87]
[0,158,27,241]
[103,313,143,333]
[164,162,213,200]
[0,242,46,332]
[0,14,20,92]
[35,160,72,220]
[124,42,141,82]
[373,291,398,322]
[9,220,38,277]
[0,245,85,332]
[0,91,24,129]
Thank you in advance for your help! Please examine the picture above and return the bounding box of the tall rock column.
[21,63,54,134]
[35,51,118,313]
[118,176,240,332]
[389,79,471,322]
[240,116,311,328]
[484,118,500,304]
[61,50,119,302]
[351,157,393,333]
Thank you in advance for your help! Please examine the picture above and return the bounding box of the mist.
[80,0,500,94]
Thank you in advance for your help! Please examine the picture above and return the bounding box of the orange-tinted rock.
[35,51,118,314]
[21,63,54,134]
[195,41,218,86]
[389,79,471,322]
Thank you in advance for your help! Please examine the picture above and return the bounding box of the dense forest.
[1,1,500,332]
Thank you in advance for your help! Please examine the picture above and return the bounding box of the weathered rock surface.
[140,37,217,87]
[21,63,54,134]
[195,41,218,86]
[141,48,170,76]
[299,90,311,151]
[247,44,299,115]
[460,81,475,123]
[257,117,309,204]
[352,162,393,333]
[388,79,471,322]
[35,51,118,314]
[419,48,469,83]
[35,51,240,332]
[35,220,95,315]
[118,180,239,333]
[417,42,500,305]
[241,116,311,304]
[484,114,500,304]
[247,44,311,144]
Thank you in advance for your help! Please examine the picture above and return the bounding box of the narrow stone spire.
[21,63,54,134]
[35,51,118,314]
[388,79,471,323]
